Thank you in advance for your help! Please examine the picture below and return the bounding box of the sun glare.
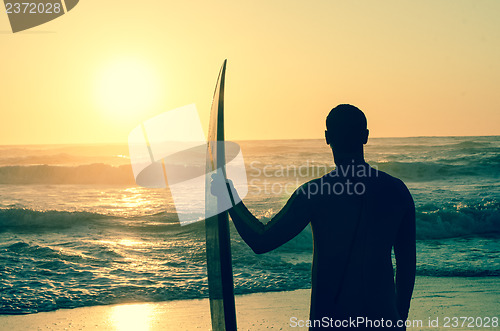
[95,58,161,120]
[110,303,155,331]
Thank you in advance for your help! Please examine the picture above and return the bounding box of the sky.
[1,0,499,144]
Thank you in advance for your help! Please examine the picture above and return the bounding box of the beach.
[0,277,498,330]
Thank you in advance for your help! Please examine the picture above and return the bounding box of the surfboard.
[205,60,237,331]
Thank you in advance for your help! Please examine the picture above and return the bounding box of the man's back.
[227,164,415,329]
[305,166,415,328]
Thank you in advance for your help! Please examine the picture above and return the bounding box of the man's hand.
[210,173,228,195]
[210,172,236,209]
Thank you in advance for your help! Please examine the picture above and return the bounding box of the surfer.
[213,104,416,330]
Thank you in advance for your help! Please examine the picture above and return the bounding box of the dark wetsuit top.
[229,164,416,330]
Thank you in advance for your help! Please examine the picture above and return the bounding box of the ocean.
[0,136,499,314]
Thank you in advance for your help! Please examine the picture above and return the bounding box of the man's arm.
[228,186,311,254]
[394,191,416,321]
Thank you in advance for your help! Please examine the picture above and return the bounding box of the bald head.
[325,104,369,153]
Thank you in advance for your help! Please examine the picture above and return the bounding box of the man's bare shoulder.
[368,168,413,203]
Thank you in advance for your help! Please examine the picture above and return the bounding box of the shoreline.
[0,276,498,330]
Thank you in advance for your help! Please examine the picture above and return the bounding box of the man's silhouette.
[218,104,416,329]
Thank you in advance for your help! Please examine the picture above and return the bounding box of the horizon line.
[0,134,499,146]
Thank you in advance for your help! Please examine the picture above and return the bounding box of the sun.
[95,58,162,120]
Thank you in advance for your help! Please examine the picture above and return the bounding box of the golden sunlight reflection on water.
[118,239,145,247]
[96,239,152,248]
